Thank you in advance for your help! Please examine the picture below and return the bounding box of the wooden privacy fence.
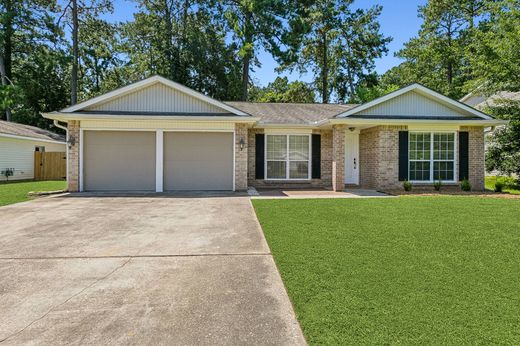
[34,152,66,180]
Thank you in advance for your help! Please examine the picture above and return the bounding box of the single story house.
[0,120,65,181]
[42,75,506,192]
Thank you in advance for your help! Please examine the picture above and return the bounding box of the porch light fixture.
[67,135,76,149]
[349,127,356,132]
[239,137,245,151]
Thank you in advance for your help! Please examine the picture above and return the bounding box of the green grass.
[0,180,66,207]
[253,197,520,345]
[485,175,520,194]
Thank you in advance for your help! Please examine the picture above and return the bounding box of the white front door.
[344,132,360,185]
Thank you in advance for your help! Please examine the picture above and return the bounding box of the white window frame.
[264,134,312,181]
[408,131,457,183]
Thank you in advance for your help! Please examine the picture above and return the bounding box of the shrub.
[433,180,442,191]
[494,181,504,192]
[461,178,471,191]
[403,180,412,191]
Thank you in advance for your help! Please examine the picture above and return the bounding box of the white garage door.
[164,132,233,191]
[83,131,156,191]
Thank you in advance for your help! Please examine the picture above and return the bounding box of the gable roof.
[337,83,493,120]
[0,120,65,142]
[461,91,520,110]
[225,102,357,124]
[61,75,249,116]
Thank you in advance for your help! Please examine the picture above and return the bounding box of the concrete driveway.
[0,195,305,345]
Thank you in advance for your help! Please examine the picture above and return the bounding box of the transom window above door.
[266,135,311,180]
[409,132,456,182]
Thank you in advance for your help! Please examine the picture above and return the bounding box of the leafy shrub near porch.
[403,180,412,191]
[461,178,471,191]
[433,180,442,191]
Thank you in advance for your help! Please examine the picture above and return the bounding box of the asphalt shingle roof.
[0,120,65,141]
[225,102,358,124]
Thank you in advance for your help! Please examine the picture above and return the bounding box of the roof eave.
[42,112,260,123]
[329,118,509,126]
[0,132,66,144]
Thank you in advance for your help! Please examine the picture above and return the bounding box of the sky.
[104,0,428,87]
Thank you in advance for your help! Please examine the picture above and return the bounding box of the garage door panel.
[84,131,156,191]
[164,132,233,191]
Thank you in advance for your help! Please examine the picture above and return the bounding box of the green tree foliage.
[0,0,68,128]
[385,0,518,99]
[249,77,315,103]
[121,0,242,100]
[279,0,390,103]
[485,100,520,177]
[218,0,292,101]
[466,0,520,94]
[78,16,123,99]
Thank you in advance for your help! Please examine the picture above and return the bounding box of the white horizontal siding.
[80,120,235,131]
[86,83,226,113]
[0,137,65,181]
[358,91,472,117]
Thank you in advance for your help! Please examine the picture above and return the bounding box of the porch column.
[155,130,164,192]
[332,124,346,192]
[234,123,248,191]
[67,120,80,192]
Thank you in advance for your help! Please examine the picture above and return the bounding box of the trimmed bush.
[403,180,412,191]
[494,181,504,192]
[461,178,472,191]
[433,180,442,191]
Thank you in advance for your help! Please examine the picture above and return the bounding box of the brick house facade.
[44,77,502,193]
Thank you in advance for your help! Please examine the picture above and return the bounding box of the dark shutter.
[459,131,469,181]
[311,134,321,179]
[255,134,265,179]
[398,131,409,181]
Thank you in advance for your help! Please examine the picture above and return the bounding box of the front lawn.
[0,180,66,207]
[253,197,520,345]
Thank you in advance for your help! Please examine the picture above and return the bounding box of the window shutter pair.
[398,131,469,182]
[254,134,321,179]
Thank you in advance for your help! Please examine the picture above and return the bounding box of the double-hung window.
[266,135,310,180]
[409,132,456,182]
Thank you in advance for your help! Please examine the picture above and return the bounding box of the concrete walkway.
[252,188,392,199]
[0,195,305,345]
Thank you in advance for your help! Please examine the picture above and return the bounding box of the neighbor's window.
[266,135,310,179]
[409,132,455,182]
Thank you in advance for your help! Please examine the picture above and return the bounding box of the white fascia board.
[60,75,249,116]
[336,83,493,120]
[329,118,508,126]
[42,112,259,123]
[0,132,66,144]
[255,123,321,129]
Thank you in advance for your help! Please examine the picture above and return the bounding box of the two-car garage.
[82,130,234,191]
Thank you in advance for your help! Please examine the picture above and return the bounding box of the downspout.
[54,120,69,188]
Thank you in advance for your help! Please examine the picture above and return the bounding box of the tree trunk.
[1,0,13,121]
[0,56,12,121]
[71,0,79,105]
[321,32,329,104]
[163,0,175,79]
[240,11,253,101]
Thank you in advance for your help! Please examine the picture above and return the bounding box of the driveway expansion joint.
[0,253,272,260]
[0,257,132,344]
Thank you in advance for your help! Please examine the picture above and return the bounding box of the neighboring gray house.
[460,91,520,110]
[43,76,506,192]
[0,120,65,181]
